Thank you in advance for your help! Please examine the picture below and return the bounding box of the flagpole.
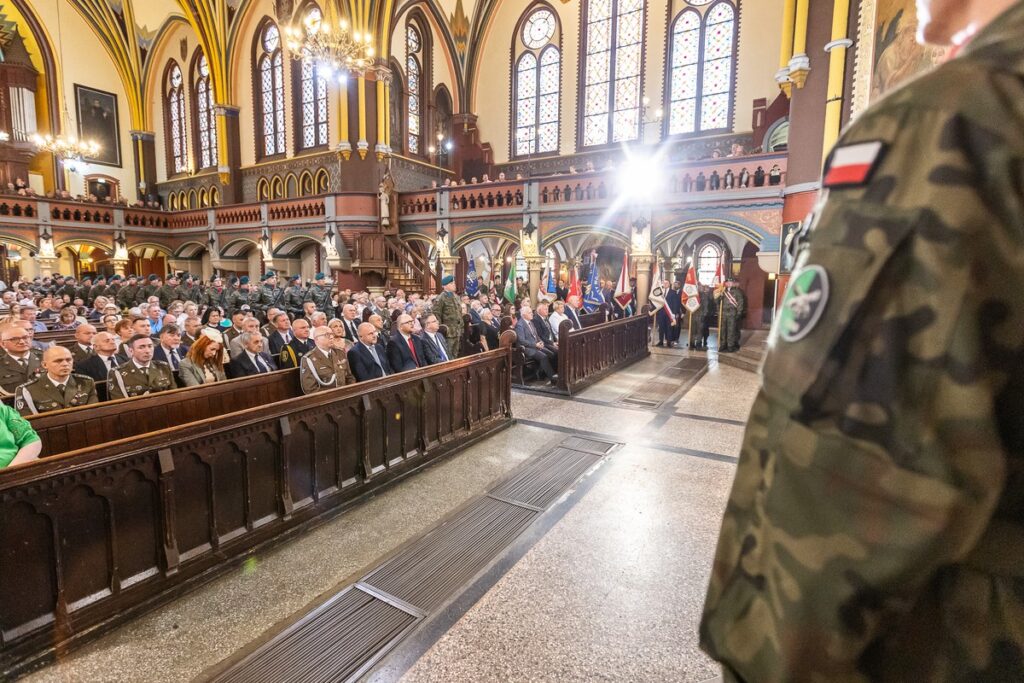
[717,296,724,351]
[688,310,693,349]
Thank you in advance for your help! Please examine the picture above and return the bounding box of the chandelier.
[284,10,389,81]
[31,0,101,167]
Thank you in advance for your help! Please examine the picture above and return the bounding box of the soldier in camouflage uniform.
[687,288,708,350]
[202,276,227,310]
[156,274,178,310]
[14,346,97,415]
[140,274,161,304]
[225,276,254,315]
[175,275,200,304]
[254,272,283,321]
[115,276,137,310]
[433,275,463,359]
[714,278,746,352]
[75,277,92,304]
[700,2,1024,681]
[102,274,121,301]
[304,272,335,319]
[283,275,305,319]
[86,276,107,306]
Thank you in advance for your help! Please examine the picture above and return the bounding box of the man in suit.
[226,332,278,378]
[152,325,191,373]
[70,323,97,363]
[181,316,202,347]
[228,317,263,359]
[564,296,584,330]
[339,304,361,343]
[266,312,294,356]
[515,307,557,384]
[347,322,392,382]
[479,309,499,352]
[278,318,315,369]
[74,331,126,401]
[533,302,559,353]
[419,314,452,364]
[387,314,426,372]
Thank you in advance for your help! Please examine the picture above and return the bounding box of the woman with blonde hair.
[178,332,227,386]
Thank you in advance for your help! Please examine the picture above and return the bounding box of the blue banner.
[583,252,604,312]
[465,259,479,296]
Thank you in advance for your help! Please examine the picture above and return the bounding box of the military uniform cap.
[239,276,250,285]
[289,274,300,282]
[229,276,239,284]
[441,275,454,286]
[314,272,326,280]
[265,269,276,277]
[148,274,159,281]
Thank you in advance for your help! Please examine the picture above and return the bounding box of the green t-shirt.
[0,403,40,468]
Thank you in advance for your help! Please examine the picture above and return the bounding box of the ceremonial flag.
[648,261,674,323]
[466,259,479,296]
[547,266,557,295]
[583,251,604,312]
[712,256,726,296]
[568,263,582,301]
[684,264,701,313]
[503,259,517,303]
[614,252,633,309]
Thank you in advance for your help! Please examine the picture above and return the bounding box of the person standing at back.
[700,2,1024,681]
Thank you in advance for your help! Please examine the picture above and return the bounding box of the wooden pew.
[0,350,512,678]
[556,315,650,394]
[29,369,300,457]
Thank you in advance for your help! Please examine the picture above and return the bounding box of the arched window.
[192,51,218,169]
[581,0,645,147]
[255,21,286,157]
[406,23,423,155]
[513,6,560,157]
[295,5,329,150]
[164,61,188,175]
[668,1,737,136]
[697,241,722,285]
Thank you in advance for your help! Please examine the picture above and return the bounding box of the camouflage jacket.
[434,291,462,338]
[115,284,139,309]
[701,6,1024,681]
[254,284,284,313]
[284,286,306,314]
[304,285,334,316]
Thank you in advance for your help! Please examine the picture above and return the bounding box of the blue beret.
[239,276,250,285]
[441,275,454,286]
[314,272,325,280]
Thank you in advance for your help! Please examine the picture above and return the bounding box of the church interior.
[0,0,955,680]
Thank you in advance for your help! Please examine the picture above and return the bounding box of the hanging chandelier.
[31,0,100,168]
[283,9,389,82]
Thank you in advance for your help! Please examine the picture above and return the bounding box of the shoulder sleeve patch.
[823,140,888,188]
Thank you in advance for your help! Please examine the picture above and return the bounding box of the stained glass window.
[166,62,188,175]
[582,0,645,147]
[407,24,422,154]
[668,1,736,136]
[513,7,561,157]
[697,242,722,286]
[194,53,218,169]
[257,22,286,157]
[298,7,329,149]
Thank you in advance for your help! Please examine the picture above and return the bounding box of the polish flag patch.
[823,141,887,188]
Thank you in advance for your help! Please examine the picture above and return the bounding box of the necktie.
[368,345,383,371]
[254,354,267,373]
[283,332,291,343]
[348,321,357,338]
[436,337,448,361]
[169,349,179,370]
[105,356,114,369]
[407,336,418,364]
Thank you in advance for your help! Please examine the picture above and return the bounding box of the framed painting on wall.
[74,84,122,167]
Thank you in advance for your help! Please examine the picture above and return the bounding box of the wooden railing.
[556,315,650,394]
[0,350,512,677]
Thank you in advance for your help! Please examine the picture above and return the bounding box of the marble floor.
[21,345,760,683]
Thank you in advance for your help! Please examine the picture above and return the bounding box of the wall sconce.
[523,219,537,239]
[437,226,448,240]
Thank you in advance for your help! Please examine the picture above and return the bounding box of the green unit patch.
[778,264,829,343]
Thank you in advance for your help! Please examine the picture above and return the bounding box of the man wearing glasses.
[0,324,43,396]
[14,346,98,415]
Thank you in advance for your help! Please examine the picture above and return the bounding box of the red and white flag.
[614,252,633,309]
[823,141,885,188]
[684,264,701,313]
[648,261,673,323]
[568,263,582,300]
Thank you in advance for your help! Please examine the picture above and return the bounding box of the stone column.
[633,254,653,310]
[37,257,59,277]
[526,256,545,305]
[111,259,129,277]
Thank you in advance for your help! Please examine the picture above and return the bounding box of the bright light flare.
[616,151,666,201]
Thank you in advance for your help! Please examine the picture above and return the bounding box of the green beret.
[441,275,454,286]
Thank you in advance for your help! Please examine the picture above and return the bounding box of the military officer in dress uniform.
[283,275,306,319]
[14,346,98,415]
[0,324,43,396]
[108,334,176,400]
[304,272,335,318]
[300,326,355,394]
[432,275,463,359]
[700,1,1024,681]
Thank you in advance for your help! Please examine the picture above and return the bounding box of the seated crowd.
[0,268,602,471]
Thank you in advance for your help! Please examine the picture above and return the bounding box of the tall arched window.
[164,61,188,175]
[668,1,737,136]
[192,51,218,169]
[513,6,560,157]
[255,21,286,157]
[697,241,723,285]
[581,0,645,147]
[295,5,329,150]
[406,23,423,155]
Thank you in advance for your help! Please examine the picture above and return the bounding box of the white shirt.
[549,311,569,332]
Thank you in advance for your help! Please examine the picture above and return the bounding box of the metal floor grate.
[209,434,618,683]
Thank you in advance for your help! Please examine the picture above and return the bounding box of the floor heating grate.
[209,434,619,683]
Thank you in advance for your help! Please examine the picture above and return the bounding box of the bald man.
[347,322,392,382]
[14,346,98,415]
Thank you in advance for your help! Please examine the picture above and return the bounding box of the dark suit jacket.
[387,332,426,372]
[480,322,499,351]
[279,337,316,368]
[515,318,543,348]
[347,342,392,382]
[340,318,361,342]
[419,331,450,365]
[534,315,557,346]
[564,306,583,330]
[153,344,191,370]
[74,353,127,401]
[226,351,278,379]
[267,330,291,356]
